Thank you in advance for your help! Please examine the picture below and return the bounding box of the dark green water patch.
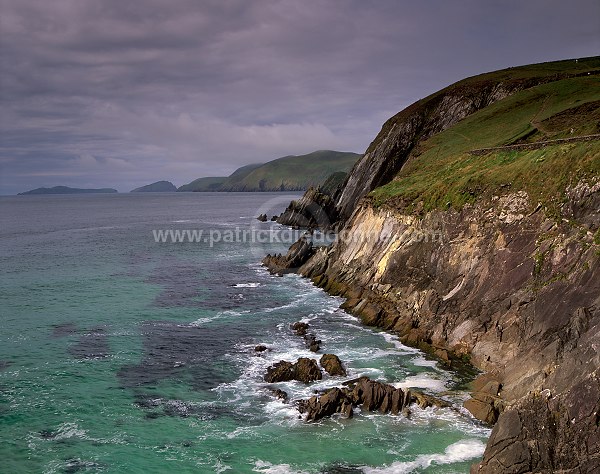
[68,326,109,360]
[117,321,241,390]
[51,322,79,338]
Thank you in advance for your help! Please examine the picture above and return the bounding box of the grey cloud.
[1,0,598,194]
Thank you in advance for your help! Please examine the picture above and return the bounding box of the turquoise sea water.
[0,193,489,473]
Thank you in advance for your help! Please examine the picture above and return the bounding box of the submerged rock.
[304,334,321,352]
[269,388,288,402]
[291,321,309,336]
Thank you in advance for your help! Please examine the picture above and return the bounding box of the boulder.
[257,214,268,222]
[254,345,268,352]
[320,354,347,376]
[300,387,354,421]
[264,361,295,383]
[464,376,503,424]
[264,358,322,384]
[291,321,309,336]
[294,358,322,383]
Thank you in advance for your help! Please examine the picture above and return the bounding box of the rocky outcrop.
[320,354,347,376]
[298,376,449,422]
[295,182,600,471]
[264,358,322,384]
[299,387,354,421]
[277,172,348,229]
[290,322,321,351]
[464,375,503,425]
[262,235,315,274]
[266,59,600,470]
[277,187,337,229]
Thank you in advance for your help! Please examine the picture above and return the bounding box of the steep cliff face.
[266,57,600,472]
[298,182,600,472]
[336,58,600,221]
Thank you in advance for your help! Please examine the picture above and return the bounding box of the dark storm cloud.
[1,0,598,194]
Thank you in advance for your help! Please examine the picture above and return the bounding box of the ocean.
[0,192,489,473]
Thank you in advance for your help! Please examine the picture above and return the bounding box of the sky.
[0,0,598,194]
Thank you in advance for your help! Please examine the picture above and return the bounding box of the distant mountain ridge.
[18,186,118,195]
[178,150,361,192]
[130,181,177,192]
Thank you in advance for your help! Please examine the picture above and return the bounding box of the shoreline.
[263,182,600,471]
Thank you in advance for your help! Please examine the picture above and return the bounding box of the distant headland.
[18,186,118,195]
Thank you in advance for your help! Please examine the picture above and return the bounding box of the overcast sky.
[0,0,598,194]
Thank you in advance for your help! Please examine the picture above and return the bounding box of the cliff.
[298,186,599,472]
[265,57,600,472]
[336,57,600,220]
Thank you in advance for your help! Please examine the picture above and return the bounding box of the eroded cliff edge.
[265,57,600,473]
[298,184,599,472]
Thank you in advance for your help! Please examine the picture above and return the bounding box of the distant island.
[16,150,361,196]
[178,150,361,192]
[130,181,177,193]
[18,186,118,195]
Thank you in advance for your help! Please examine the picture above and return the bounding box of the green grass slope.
[177,163,263,192]
[366,57,600,159]
[221,150,361,191]
[131,181,177,192]
[219,163,264,189]
[177,176,226,192]
[372,73,600,215]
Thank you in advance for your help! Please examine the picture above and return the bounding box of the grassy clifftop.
[372,72,600,214]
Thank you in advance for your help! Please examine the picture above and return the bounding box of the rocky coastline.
[264,182,600,473]
[262,59,600,472]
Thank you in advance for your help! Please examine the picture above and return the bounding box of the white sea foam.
[408,406,492,437]
[233,282,261,288]
[214,460,233,473]
[189,310,249,326]
[380,332,419,353]
[394,373,448,392]
[263,399,303,425]
[411,354,440,368]
[226,425,259,439]
[50,422,88,441]
[362,439,486,473]
[189,317,217,326]
[253,460,308,474]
